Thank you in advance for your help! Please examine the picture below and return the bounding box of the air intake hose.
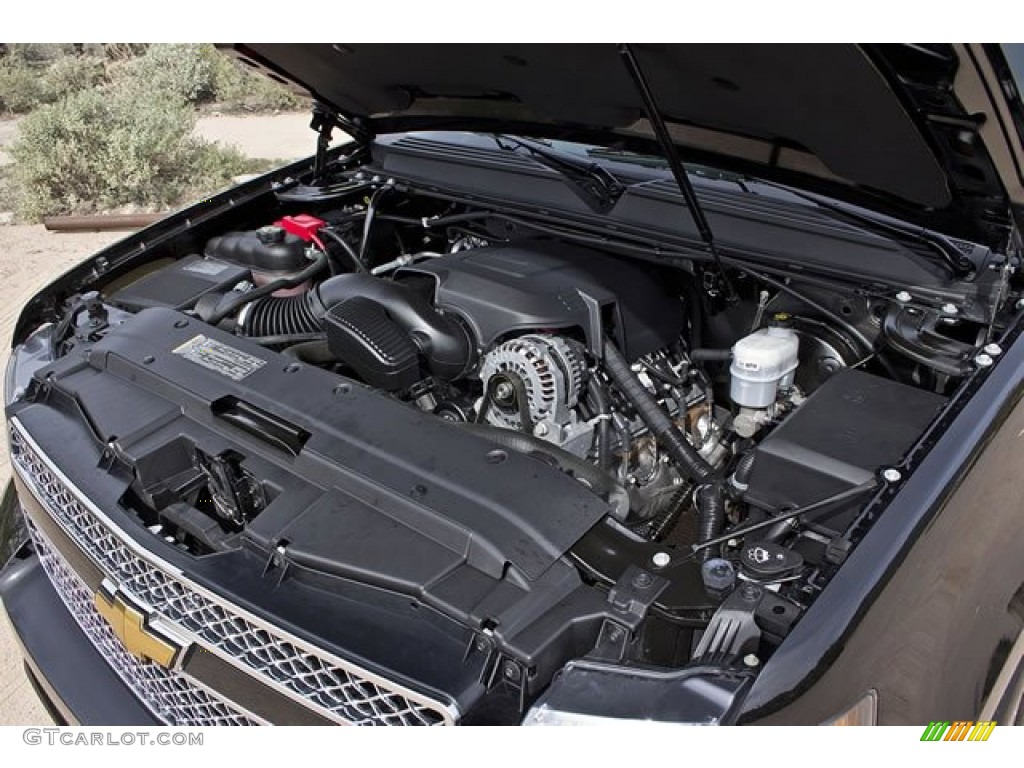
[241,293,321,337]
[241,273,476,381]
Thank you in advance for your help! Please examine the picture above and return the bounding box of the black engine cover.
[398,242,684,359]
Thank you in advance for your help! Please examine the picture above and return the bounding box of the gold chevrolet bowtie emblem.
[94,583,182,669]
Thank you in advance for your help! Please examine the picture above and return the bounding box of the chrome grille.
[10,419,455,726]
[28,518,262,726]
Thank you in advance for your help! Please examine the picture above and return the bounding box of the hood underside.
[228,44,1024,243]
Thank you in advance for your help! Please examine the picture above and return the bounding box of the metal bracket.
[607,565,669,628]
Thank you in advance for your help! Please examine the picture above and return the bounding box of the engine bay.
[10,151,1018,719]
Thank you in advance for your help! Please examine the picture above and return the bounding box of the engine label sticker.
[182,259,231,276]
[172,335,266,381]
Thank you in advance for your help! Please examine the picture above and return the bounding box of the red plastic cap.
[275,214,326,242]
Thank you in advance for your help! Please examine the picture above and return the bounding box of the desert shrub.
[10,86,262,220]
[0,165,15,215]
[0,60,48,114]
[205,47,304,112]
[44,54,106,98]
[3,44,63,64]
[117,44,216,104]
[0,48,108,114]
[99,43,150,61]
[1,44,302,115]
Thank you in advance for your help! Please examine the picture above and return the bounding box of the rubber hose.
[730,450,756,495]
[690,348,733,362]
[589,380,612,472]
[282,340,337,365]
[203,249,328,326]
[602,338,714,483]
[242,293,322,338]
[247,332,326,347]
[695,483,726,562]
[320,228,366,273]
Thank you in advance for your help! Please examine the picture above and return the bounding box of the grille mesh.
[10,420,453,726]
[29,519,261,726]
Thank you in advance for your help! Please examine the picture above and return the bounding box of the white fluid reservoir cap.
[729,327,800,408]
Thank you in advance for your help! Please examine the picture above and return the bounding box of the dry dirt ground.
[0,111,315,725]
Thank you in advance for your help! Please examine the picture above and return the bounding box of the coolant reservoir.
[730,327,800,408]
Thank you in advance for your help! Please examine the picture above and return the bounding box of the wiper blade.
[618,43,737,302]
[492,134,625,213]
[748,178,968,276]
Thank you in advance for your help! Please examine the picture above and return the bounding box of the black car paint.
[2,136,1023,723]
[738,315,1024,723]
[230,44,1024,249]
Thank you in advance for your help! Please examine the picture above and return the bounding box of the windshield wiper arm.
[618,44,737,301]
[492,134,624,213]
[745,177,967,276]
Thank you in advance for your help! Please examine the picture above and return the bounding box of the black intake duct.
[241,274,475,389]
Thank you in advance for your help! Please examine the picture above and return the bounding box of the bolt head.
[896,291,912,303]
[533,422,549,437]
[975,353,994,368]
[984,343,1002,356]
[743,654,761,668]
[651,551,671,568]
[632,571,654,588]
[941,303,959,315]
[738,583,762,601]
[503,662,520,680]
[1016,298,1024,310]
[882,468,902,483]
[494,381,515,401]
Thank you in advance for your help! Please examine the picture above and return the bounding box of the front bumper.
[1,545,160,725]
[3,417,459,726]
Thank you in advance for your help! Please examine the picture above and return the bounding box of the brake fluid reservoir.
[730,327,800,408]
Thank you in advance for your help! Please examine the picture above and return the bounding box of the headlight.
[521,660,750,726]
[4,323,55,406]
[821,690,878,726]
[4,352,18,405]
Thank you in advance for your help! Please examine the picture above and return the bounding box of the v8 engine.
[189,238,706,524]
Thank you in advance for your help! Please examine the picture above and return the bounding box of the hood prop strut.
[310,103,338,184]
[618,44,737,301]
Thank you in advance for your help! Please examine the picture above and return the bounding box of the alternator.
[478,334,586,440]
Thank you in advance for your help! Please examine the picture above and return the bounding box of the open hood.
[228,44,1024,245]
